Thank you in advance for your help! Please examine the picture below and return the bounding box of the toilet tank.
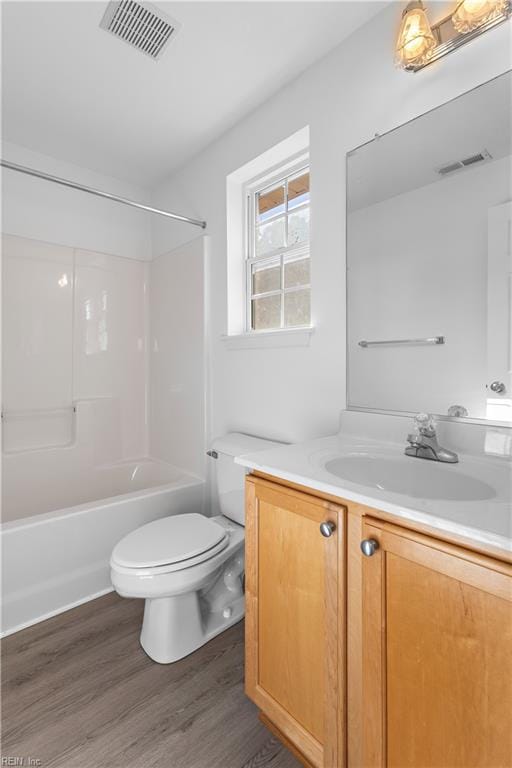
[211,433,281,526]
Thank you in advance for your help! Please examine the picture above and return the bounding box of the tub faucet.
[405,413,458,463]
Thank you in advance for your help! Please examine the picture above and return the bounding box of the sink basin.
[324,455,496,501]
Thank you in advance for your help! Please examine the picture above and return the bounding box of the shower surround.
[2,234,147,460]
[1,233,208,634]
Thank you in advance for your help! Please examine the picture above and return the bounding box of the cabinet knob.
[490,380,506,394]
[360,538,379,557]
[320,521,336,537]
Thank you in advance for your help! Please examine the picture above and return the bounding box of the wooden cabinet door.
[361,518,512,768]
[245,476,344,768]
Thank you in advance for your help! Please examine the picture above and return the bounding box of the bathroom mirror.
[346,71,512,425]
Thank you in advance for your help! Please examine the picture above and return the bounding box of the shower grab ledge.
[1,405,76,420]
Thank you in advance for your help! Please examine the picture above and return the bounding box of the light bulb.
[395,1,436,69]
[452,0,508,32]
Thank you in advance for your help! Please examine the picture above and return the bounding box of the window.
[245,164,310,332]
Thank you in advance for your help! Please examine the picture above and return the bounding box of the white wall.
[348,156,511,419]
[149,2,511,445]
[149,236,207,478]
[1,141,152,260]
[2,2,510,505]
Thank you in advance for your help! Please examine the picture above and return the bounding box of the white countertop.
[235,434,512,555]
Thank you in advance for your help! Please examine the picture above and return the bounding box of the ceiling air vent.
[461,152,488,167]
[100,1,179,61]
[437,149,492,176]
[438,161,463,176]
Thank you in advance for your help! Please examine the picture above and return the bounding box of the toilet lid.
[111,513,229,569]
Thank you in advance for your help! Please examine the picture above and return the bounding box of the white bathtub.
[1,459,205,636]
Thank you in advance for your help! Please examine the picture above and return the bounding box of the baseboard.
[0,587,114,638]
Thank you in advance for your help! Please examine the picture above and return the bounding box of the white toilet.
[110,433,277,664]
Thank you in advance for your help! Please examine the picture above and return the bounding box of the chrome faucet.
[405,413,458,463]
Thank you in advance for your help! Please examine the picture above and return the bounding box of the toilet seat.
[111,513,229,573]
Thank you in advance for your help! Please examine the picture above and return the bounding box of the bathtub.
[1,459,205,636]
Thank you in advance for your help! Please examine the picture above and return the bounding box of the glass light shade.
[452,0,508,32]
[395,1,436,69]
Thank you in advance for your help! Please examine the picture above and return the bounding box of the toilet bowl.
[111,514,245,663]
[110,432,279,663]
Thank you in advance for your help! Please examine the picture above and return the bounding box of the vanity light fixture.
[395,0,511,71]
[395,1,436,69]
[452,0,509,31]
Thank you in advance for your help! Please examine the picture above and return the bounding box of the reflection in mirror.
[347,71,512,424]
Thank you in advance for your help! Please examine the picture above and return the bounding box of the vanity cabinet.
[245,473,512,768]
[245,475,345,768]
[361,517,512,768]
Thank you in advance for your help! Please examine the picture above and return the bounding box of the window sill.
[221,327,314,350]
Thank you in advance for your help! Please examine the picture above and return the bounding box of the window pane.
[252,261,281,295]
[287,207,309,247]
[284,289,310,327]
[252,294,281,330]
[284,257,310,289]
[288,172,310,210]
[258,184,285,222]
[256,217,285,256]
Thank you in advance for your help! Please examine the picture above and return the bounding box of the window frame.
[244,158,311,333]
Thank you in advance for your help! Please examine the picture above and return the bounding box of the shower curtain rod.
[0,159,207,229]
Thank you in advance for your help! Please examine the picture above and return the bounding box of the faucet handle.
[414,412,436,434]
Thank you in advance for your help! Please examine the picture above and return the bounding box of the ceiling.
[348,71,512,212]
[1,1,387,187]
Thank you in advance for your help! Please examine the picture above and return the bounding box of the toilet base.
[138,548,246,663]
[140,591,245,664]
